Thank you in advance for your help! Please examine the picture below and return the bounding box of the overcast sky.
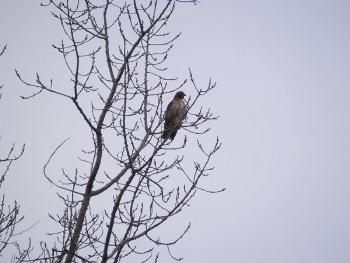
[1,0,350,262]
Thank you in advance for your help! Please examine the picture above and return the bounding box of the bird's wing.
[164,100,175,125]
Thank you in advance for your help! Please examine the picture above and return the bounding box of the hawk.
[162,91,187,141]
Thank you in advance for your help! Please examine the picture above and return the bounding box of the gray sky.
[1,0,350,262]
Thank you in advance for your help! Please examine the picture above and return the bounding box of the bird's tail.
[162,129,170,140]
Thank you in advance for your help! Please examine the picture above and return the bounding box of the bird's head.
[174,91,186,100]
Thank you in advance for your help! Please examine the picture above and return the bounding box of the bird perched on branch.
[162,91,187,141]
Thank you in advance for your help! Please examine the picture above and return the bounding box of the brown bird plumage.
[162,91,187,140]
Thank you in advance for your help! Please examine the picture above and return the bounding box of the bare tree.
[0,45,7,98]
[0,44,25,259]
[16,1,223,262]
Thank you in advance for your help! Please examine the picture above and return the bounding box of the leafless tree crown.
[15,1,223,262]
[0,44,25,260]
